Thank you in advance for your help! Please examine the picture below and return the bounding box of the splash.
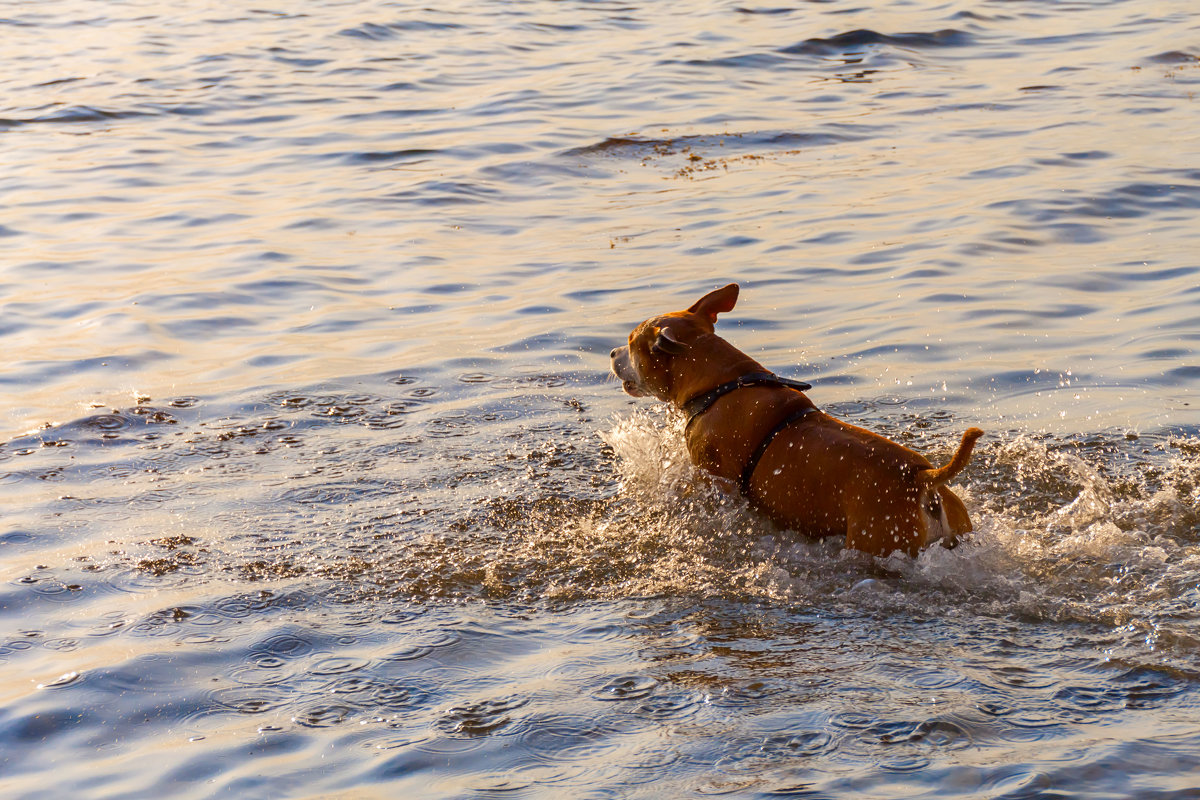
[15,381,1198,666]
[598,411,1200,651]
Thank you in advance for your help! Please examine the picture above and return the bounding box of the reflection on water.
[4,0,1199,436]
[2,0,1200,797]
[3,372,1199,797]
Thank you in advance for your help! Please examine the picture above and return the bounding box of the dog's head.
[610,283,740,401]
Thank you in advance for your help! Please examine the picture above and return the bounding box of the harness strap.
[678,370,818,497]
[681,371,812,424]
[739,406,818,495]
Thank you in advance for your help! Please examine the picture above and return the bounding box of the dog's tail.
[917,428,984,488]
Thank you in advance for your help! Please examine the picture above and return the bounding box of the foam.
[599,412,1200,644]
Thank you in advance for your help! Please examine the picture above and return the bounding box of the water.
[2,0,1200,797]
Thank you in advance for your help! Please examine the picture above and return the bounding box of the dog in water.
[610,283,982,557]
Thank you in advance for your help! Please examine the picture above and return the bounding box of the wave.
[564,128,875,159]
[0,105,153,130]
[338,20,466,40]
[780,28,975,56]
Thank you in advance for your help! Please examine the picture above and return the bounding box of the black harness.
[681,371,817,495]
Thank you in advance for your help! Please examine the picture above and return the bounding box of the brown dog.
[610,283,982,557]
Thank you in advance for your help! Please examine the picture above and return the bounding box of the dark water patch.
[338,147,440,165]
[848,242,938,265]
[800,92,848,104]
[1034,150,1112,167]
[1148,51,1200,64]
[268,52,330,69]
[339,19,466,40]
[523,21,587,33]
[230,278,328,297]
[1123,105,1174,116]
[974,303,1099,323]
[1063,150,1110,160]
[6,408,179,450]
[735,6,803,15]
[246,353,306,369]
[990,181,1200,230]
[1103,265,1199,284]
[1155,366,1200,387]
[680,52,790,70]
[565,128,874,161]
[225,113,297,126]
[138,102,213,118]
[0,529,36,548]
[718,730,836,773]
[565,135,664,157]
[383,179,502,206]
[338,22,395,41]
[280,217,342,231]
[965,163,1034,180]
[289,316,370,336]
[781,28,974,57]
[594,675,658,701]
[436,694,530,738]
[1142,347,1191,360]
[0,105,154,127]
[520,711,628,762]
[563,127,878,181]
[477,157,592,187]
[0,705,100,751]
[141,211,251,229]
[335,107,443,123]
[135,290,263,312]
[631,690,704,722]
[159,315,256,338]
[210,684,294,715]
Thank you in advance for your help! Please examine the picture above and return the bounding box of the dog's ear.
[651,326,688,355]
[688,283,739,325]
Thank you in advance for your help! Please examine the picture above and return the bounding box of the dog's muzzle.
[610,345,648,397]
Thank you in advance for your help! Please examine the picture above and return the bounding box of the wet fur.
[611,283,982,558]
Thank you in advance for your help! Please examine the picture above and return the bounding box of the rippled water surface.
[3,0,1200,797]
